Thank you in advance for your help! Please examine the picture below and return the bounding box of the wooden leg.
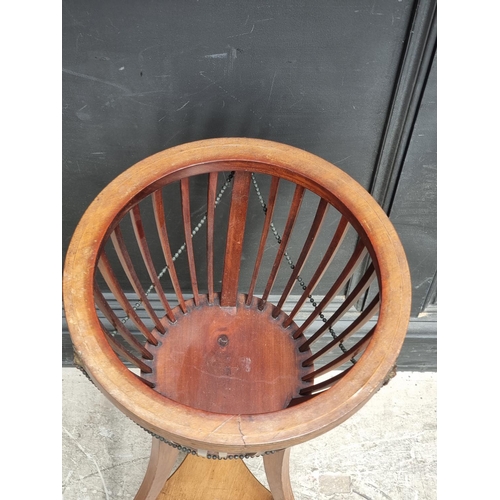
[263,448,294,500]
[135,438,180,500]
[135,439,292,499]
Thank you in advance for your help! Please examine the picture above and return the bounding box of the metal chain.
[250,174,356,364]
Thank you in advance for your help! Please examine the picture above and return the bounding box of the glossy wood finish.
[143,293,312,415]
[64,138,411,475]
[220,172,252,307]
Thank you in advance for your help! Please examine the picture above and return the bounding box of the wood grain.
[158,453,273,500]
[220,172,251,307]
[63,137,411,457]
[143,293,312,415]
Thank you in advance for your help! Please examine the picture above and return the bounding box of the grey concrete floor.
[62,368,436,500]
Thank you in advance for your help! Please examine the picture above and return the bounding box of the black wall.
[63,0,436,368]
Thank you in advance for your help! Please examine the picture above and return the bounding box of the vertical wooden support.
[110,226,166,333]
[246,176,280,305]
[135,438,180,500]
[283,216,350,326]
[260,185,305,308]
[263,448,294,500]
[274,198,329,315]
[97,252,159,343]
[130,205,176,322]
[220,171,252,307]
[157,453,273,499]
[287,236,366,335]
[152,190,187,313]
[206,172,218,304]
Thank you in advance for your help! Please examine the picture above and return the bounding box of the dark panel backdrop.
[62,0,436,369]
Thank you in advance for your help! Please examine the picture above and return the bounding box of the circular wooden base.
[143,294,312,414]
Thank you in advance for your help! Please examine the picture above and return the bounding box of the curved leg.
[135,438,180,500]
[263,448,294,500]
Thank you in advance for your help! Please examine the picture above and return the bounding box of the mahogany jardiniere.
[63,138,411,461]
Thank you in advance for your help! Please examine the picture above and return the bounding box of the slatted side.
[299,366,354,396]
[242,174,381,390]
[152,190,187,313]
[96,252,159,345]
[110,226,166,333]
[301,293,380,365]
[290,242,368,338]
[97,319,153,374]
[294,258,374,341]
[259,185,305,309]
[283,216,351,328]
[94,286,153,359]
[246,176,280,305]
[273,198,329,316]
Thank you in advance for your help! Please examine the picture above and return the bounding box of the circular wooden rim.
[63,138,411,454]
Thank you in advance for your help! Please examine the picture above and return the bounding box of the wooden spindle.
[110,226,166,333]
[302,326,376,382]
[282,216,350,328]
[206,172,218,304]
[301,293,380,366]
[220,171,252,307]
[94,287,154,359]
[260,184,305,308]
[131,371,156,389]
[246,176,280,305]
[297,262,376,342]
[99,320,153,373]
[130,205,176,322]
[299,366,354,396]
[180,178,200,305]
[290,241,368,337]
[263,448,294,500]
[273,198,329,316]
[97,252,159,345]
[152,190,187,313]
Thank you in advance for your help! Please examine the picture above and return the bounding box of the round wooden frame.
[63,137,411,456]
